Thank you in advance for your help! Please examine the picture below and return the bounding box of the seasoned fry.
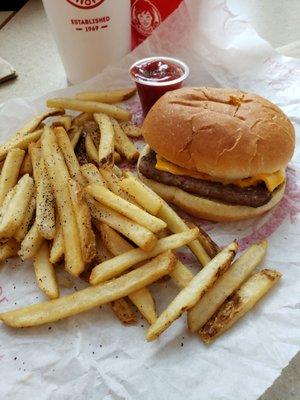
[86,184,166,234]
[0,148,25,207]
[30,146,56,240]
[47,98,132,121]
[14,109,64,138]
[68,179,96,263]
[98,223,157,324]
[71,112,92,127]
[0,251,176,328]
[88,197,157,252]
[199,269,281,343]
[147,242,238,341]
[94,113,115,167]
[0,188,16,220]
[111,118,139,162]
[112,165,122,178]
[0,239,19,263]
[33,241,59,299]
[158,201,211,266]
[185,220,220,259]
[110,298,137,325]
[55,126,85,185]
[120,174,162,215]
[49,219,64,264]
[14,196,36,242]
[188,240,268,332]
[0,174,34,238]
[76,87,136,103]
[0,129,43,162]
[120,121,141,138]
[69,126,83,148]
[42,126,84,276]
[18,221,44,260]
[52,115,72,131]
[19,152,33,175]
[89,228,199,285]
[85,133,99,163]
[81,163,106,186]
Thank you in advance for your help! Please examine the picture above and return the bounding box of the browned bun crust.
[142,87,295,180]
[137,146,285,222]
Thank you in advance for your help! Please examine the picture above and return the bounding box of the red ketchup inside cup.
[129,56,189,116]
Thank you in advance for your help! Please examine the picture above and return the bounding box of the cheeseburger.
[138,87,295,221]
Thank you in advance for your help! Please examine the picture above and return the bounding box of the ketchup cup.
[129,56,189,116]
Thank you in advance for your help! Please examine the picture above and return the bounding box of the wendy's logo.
[131,0,161,37]
[66,0,105,10]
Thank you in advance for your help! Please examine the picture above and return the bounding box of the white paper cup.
[42,0,131,84]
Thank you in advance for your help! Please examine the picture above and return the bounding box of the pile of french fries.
[0,88,281,344]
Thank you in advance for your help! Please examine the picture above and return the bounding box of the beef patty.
[138,150,273,207]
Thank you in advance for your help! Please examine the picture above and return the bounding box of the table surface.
[0,1,299,399]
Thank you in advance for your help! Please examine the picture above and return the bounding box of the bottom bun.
[138,173,285,222]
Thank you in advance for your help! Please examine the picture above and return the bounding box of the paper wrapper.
[0,1,299,399]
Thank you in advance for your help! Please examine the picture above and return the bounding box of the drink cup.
[42,0,131,84]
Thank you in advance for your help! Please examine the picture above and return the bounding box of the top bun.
[142,87,295,180]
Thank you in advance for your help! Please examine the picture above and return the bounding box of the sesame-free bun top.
[142,87,295,180]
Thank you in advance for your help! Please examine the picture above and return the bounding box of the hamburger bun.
[137,145,286,222]
[142,87,295,180]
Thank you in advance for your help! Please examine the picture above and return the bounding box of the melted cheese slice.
[155,155,285,192]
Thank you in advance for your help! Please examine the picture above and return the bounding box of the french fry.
[0,251,176,328]
[69,126,83,148]
[0,148,25,207]
[114,151,121,164]
[18,221,44,260]
[94,113,115,167]
[185,220,220,259]
[19,152,32,176]
[0,129,43,162]
[55,126,85,185]
[30,146,56,240]
[86,184,167,234]
[71,112,92,127]
[0,174,34,238]
[97,222,133,254]
[14,196,36,242]
[100,168,134,202]
[33,241,59,300]
[112,164,122,178]
[120,122,142,138]
[85,133,99,163]
[98,223,157,324]
[49,219,64,264]
[110,298,137,325]
[47,98,132,121]
[0,188,16,221]
[120,174,162,215]
[199,269,282,343]
[81,163,106,186]
[0,239,19,262]
[42,126,84,276]
[52,115,72,131]
[13,109,65,138]
[88,197,157,252]
[76,87,136,103]
[188,240,268,332]
[146,242,238,341]
[89,228,199,285]
[111,118,139,162]
[170,260,194,288]
[68,179,96,263]
[158,201,211,266]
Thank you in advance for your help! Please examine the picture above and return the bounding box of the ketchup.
[130,57,189,116]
